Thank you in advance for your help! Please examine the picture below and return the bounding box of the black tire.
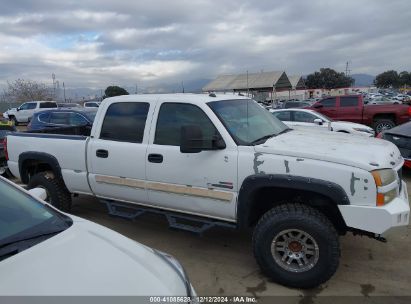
[373,119,395,133]
[9,116,18,126]
[252,203,340,289]
[27,172,72,211]
[1,168,13,178]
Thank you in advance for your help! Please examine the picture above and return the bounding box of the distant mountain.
[351,74,375,87]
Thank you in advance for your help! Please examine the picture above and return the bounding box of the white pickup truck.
[6,93,410,288]
[3,101,58,125]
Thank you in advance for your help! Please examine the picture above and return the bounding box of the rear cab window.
[100,102,150,143]
[339,96,359,107]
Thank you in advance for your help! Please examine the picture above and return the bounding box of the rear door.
[87,101,154,204]
[337,96,362,123]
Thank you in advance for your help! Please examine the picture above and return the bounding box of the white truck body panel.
[6,94,410,235]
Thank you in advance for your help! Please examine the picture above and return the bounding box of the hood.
[0,218,187,296]
[332,121,373,130]
[255,129,403,171]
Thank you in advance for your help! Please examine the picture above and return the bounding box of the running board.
[101,199,236,235]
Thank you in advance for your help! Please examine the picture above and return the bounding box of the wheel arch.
[19,152,63,184]
[237,174,350,234]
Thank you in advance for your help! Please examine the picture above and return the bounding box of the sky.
[0,0,410,92]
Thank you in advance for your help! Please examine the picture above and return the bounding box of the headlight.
[372,169,398,206]
[371,169,396,186]
[154,249,193,296]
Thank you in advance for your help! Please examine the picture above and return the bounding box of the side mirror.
[28,188,47,201]
[313,118,323,125]
[16,108,20,111]
[313,104,323,109]
[180,125,226,153]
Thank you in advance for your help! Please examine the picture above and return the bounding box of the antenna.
[345,61,352,77]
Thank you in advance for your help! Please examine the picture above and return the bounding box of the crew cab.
[3,101,58,125]
[308,95,411,133]
[6,94,410,288]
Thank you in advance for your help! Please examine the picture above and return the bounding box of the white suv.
[3,101,57,125]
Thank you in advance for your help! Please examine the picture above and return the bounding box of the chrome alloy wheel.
[271,229,319,273]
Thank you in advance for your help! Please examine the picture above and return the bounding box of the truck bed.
[6,132,92,195]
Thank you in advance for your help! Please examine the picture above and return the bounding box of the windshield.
[0,178,72,257]
[84,111,97,122]
[208,99,289,145]
[313,112,333,122]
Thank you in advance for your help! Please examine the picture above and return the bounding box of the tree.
[103,86,129,98]
[305,68,353,89]
[399,71,411,87]
[374,70,401,88]
[2,79,53,102]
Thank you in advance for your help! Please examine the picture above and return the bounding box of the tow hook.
[350,229,387,243]
[375,235,387,243]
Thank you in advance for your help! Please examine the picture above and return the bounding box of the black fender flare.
[237,174,350,229]
[19,152,62,184]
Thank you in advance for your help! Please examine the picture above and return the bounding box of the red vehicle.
[308,95,411,133]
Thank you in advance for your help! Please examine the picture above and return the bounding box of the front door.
[146,102,238,221]
[16,102,37,122]
[87,101,153,204]
[314,97,337,119]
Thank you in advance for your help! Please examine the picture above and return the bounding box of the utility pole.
[135,84,138,94]
[345,61,351,77]
[246,70,249,97]
[52,73,56,99]
[181,81,185,93]
[63,82,66,102]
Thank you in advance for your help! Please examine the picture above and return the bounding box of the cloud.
[0,0,410,93]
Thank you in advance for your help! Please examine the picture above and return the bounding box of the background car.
[27,108,97,132]
[270,108,375,137]
[57,102,82,108]
[0,176,195,296]
[365,96,401,105]
[378,121,411,168]
[3,101,58,125]
[83,101,101,108]
[0,119,16,177]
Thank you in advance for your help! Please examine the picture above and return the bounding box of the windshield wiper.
[250,133,277,145]
[0,229,66,250]
[276,128,292,136]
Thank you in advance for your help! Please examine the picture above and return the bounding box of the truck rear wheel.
[27,172,72,212]
[373,119,395,133]
[252,203,340,288]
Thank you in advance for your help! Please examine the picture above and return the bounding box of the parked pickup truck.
[3,101,58,125]
[6,94,410,288]
[308,95,411,133]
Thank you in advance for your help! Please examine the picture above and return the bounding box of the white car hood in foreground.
[256,129,403,171]
[0,217,187,296]
[331,120,373,131]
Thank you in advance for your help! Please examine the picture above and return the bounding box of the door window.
[39,102,57,109]
[50,112,69,125]
[69,113,88,126]
[154,103,218,147]
[340,97,358,107]
[100,102,149,143]
[319,98,336,107]
[272,111,291,121]
[20,103,36,110]
[38,112,50,123]
[293,111,317,123]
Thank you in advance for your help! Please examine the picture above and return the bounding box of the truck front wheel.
[9,116,18,126]
[252,203,340,288]
[27,172,72,212]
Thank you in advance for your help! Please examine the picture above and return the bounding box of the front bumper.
[338,180,410,235]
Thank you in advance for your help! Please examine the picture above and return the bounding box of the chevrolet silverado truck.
[308,95,411,133]
[5,94,410,288]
